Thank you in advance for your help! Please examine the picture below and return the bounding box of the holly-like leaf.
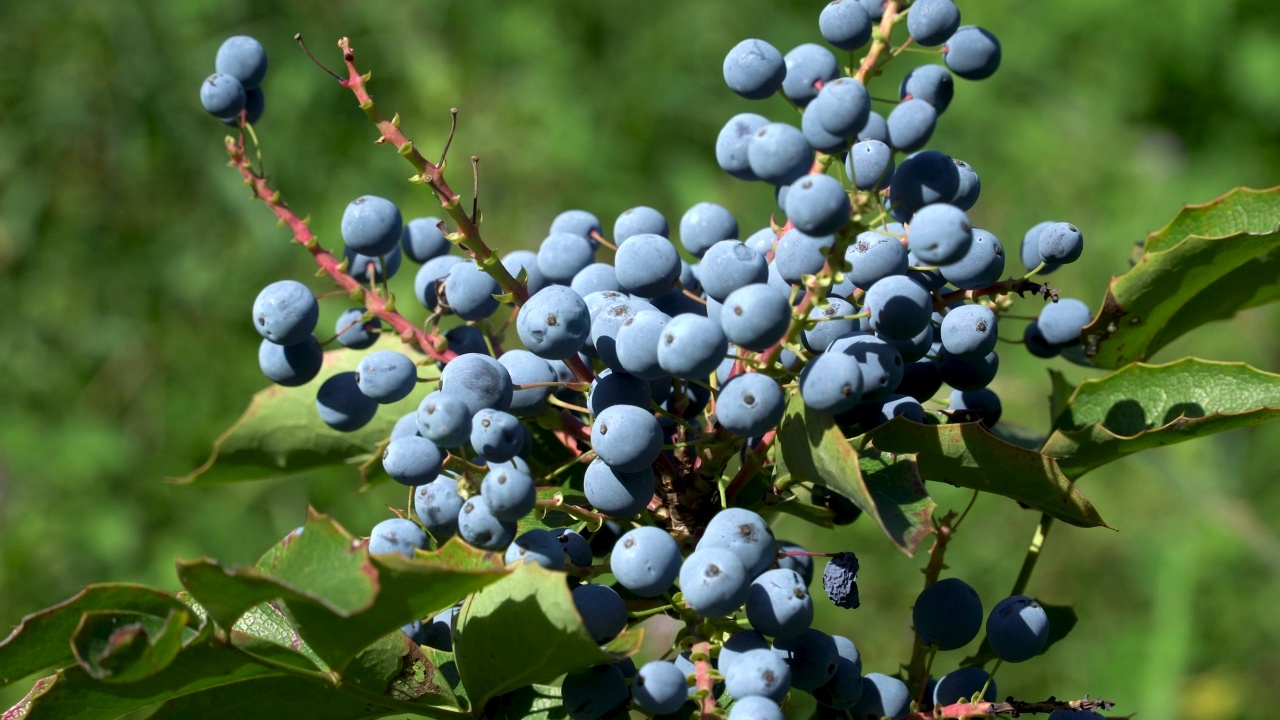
[69,610,190,683]
[777,392,934,555]
[0,584,196,688]
[1042,360,1280,479]
[230,600,328,673]
[485,683,569,720]
[175,338,430,486]
[453,562,642,712]
[1082,186,1280,368]
[860,417,1108,529]
[175,508,506,674]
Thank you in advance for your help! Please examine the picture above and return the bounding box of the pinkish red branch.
[690,638,719,720]
[900,696,1115,719]
[224,135,453,363]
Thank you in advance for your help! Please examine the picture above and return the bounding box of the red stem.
[690,639,718,720]
[224,135,453,363]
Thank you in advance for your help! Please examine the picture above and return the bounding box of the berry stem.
[224,134,453,363]
[1010,513,1055,596]
[689,637,719,720]
[896,696,1115,719]
[904,514,952,698]
[855,1,903,84]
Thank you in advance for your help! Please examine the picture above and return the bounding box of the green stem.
[1011,514,1055,596]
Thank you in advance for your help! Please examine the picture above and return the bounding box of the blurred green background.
[2,0,1279,717]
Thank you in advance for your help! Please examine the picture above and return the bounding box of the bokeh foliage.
[1,0,1278,717]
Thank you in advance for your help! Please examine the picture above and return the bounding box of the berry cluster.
[218,0,1114,716]
[198,36,268,126]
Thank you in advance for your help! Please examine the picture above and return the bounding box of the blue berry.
[588,370,651,415]
[939,349,999,391]
[502,248,548,295]
[200,73,246,117]
[505,528,565,569]
[772,628,839,691]
[799,352,866,414]
[346,244,402,284]
[746,568,814,639]
[950,387,1002,426]
[944,26,1002,80]
[698,507,777,579]
[258,337,323,387]
[940,304,997,358]
[1037,298,1092,347]
[334,308,380,350]
[316,371,378,432]
[1038,221,1085,264]
[591,404,663,473]
[782,43,840,107]
[865,274,934,340]
[934,666,996,705]
[415,391,472,448]
[550,209,603,242]
[355,350,418,404]
[537,232,596,284]
[804,297,858,352]
[723,648,791,703]
[729,696,783,720]
[786,173,850,235]
[848,139,896,191]
[900,64,955,113]
[591,297,658,369]
[570,262,620,297]
[679,202,739,257]
[820,0,873,50]
[481,465,536,522]
[952,158,982,210]
[898,356,944,401]
[443,261,500,320]
[913,577,983,650]
[439,353,513,414]
[846,230,908,290]
[215,36,268,89]
[810,77,871,138]
[414,255,465,310]
[870,393,926,426]
[657,314,729,380]
[253,280,319,346]
[610,526,681,597]
[907,203,973,264]
[614,206,670,243]
[888,150,961,217]
[860,0,887,19]
[382,436,443,487]
[776,541,815,585]
[561,665,628,720]
[555,528,594,568]
[368,518,427,558]
[401,217,450,263]
[886,98,939,152]
[470,408,523,463]
[218,86,263,125]
[858,110,889,143]
[415,476,464,539]
[747,123,814,186]
[811,655,864,709]
[680,548,751,617]
[907,0,962,46]
[716,114,772,181]
[716,373,785,438]
[457,494,517,551]
[631,660,688,714]
[1020,220,1061,274]
[499,349,556,416]
[720,283,790,352]
[723,39,786,100]
[718,630,770,678]
[584,457,655,517]
[518,285,592,361]
[828,332,905,401]
[615,310,672,380]
[852,673,911,719]
[615,233,681,298]
[774,228,835,283]
[1023,320,1059,358]
[700,240,769,302]
[421,605,458,650]
[986,595,1050,662]
[341,195,403,257]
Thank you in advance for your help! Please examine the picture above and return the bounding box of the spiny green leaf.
[1042,360,1280,479]
[454,562,641,711]
[69,610,189,683]
[230,600,328,673]
[0,584,195,688]
[777,391,934,555]
[175,338,431,486]
[176,508,506,673]
[860,417,1108,529]
[1082,186,1280,368]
